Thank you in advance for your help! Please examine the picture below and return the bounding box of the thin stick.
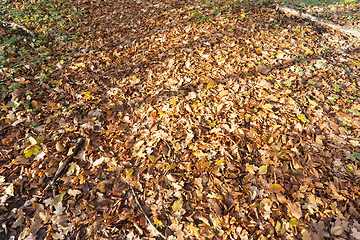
[130,186,166,239]
[45,138,85,191]
[0,20,37,38]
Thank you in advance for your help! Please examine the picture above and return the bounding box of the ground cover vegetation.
[0,0,360,239]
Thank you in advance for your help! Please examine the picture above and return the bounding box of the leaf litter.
[0,0,360,239]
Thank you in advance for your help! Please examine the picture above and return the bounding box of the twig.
[19,197,38,209]
[45,138,85,191]
[130,186,166,239]
[0,197,38,226]
[0,20,37,38]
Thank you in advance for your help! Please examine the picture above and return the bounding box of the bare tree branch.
[0,20,37,38]
[130,186,166,239]
[275,4,360,39]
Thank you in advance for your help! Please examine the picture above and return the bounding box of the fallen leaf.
[68,189,82,197]
[270,184,283,193]
[53,191,66,206]
[172,198,183,212]
[289,218,298,227]
[258,165,268,175]
[56,142,65,152]
[288,202,302,219]
[24,145,41,158]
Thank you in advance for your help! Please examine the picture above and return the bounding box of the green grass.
[0,0,83,79]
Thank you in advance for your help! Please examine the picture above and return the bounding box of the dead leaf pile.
[0,0,360,239]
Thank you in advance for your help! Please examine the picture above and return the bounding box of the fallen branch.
[45,138,85,191]
[275,4,360,39]
[0,20,37,38]
[130,186,166,239]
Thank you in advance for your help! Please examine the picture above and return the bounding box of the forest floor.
[1,0,360,239]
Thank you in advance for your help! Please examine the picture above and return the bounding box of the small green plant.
[333,84,340,92]
[285,79,292,87]
[0,0,83,77]
[350,152,360,161]
[30,121,37,129]
[328,94,339,104]
[12,99,20,108]
[349,109,360,116]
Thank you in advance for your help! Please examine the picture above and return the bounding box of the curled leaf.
[126,169,134,177]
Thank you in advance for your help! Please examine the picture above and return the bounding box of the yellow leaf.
[53,191,66,206]
[305,48,313,55]
[212,215,221,227]
[270,183,283,193]
[215,159,225,165]
[240,13,246,18]
[258,165,268,175]
[217,58,227,62]
[256,48,262,52]
[19,227,30,240]
[74,62,85,68]
[223,36,228,40]
[262,103,273,110]
[268,137,274,144]
[209,122,216,127]
[56,79,62,88]
[79,174,86,184]
[207,79,217,89]
[191,101,204,108]
[308,99,318,106]
[154,218,163,227]
[166,163,177,170]
[82,91,92,100]
[348,165,354,173]
[298,114,305,120]
[172,198,183,212]
[289,218,298,227]
[126,169,134,177]
[158,112,166,118]
[24,145,41,158]
[149,155,155,163]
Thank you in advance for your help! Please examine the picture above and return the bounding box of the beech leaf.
[258,165,268,175]
[24,145,41,158]
[53,191,66,206]
[172,198,183,212]
[289,218,299,227]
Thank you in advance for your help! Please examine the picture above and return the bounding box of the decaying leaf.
[53,191,66,206]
